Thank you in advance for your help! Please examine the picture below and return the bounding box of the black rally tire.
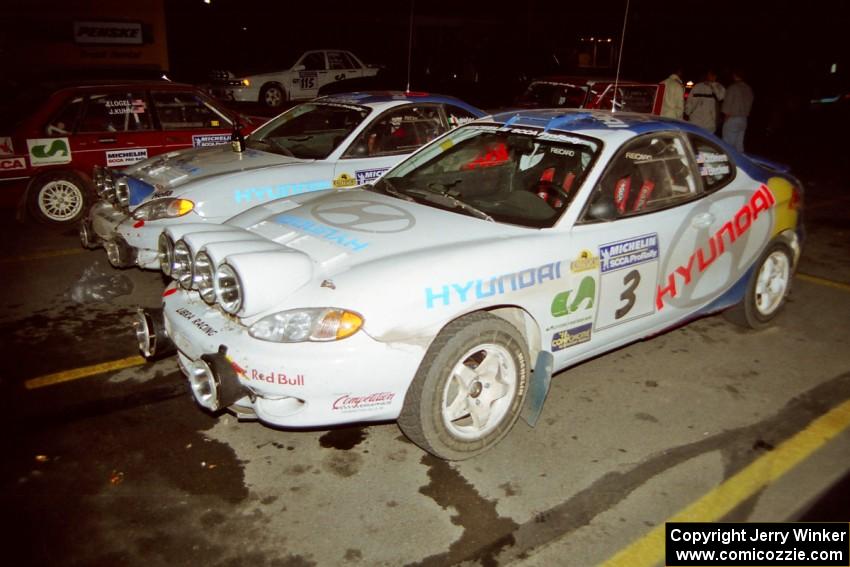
[259,83,286,109]
[27,170,90,225]
[723,241,793,329]
[398,312,530,460]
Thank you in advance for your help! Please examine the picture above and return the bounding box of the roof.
[314,91,485,115]
[485,108,706,136]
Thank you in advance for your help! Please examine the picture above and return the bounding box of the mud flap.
[521,351,553,427]
[201,345,249,410]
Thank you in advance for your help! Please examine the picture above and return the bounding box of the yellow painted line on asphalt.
[601,397,850,567]
[0,247,86,264]
[24,355,146,390]
[798,272,850,293]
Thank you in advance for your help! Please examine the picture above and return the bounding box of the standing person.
[721,70,754,152]
[685,70,725,133]
[660,67,685,119]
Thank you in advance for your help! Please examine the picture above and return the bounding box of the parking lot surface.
[1,151,848,566]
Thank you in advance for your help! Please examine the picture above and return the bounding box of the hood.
[126,145,306,190]
[124,146,319,215]
[228,188,532,273]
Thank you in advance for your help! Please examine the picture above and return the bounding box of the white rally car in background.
[81,92,484,269]
[136,110,803,460]
[209,50,381,109]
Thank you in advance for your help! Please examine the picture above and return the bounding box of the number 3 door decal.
[596,233,660,330]
[615,269,641,320]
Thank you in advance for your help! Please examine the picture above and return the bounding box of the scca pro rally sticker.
[106,148,148,167]
[355,167,389,185]
[596,233,660,329]
[192,134,231,148]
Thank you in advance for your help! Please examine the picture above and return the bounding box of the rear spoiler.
[746,154,792,174]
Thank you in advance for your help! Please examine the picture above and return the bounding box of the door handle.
[98,138,117,143]
[691,212,715,229]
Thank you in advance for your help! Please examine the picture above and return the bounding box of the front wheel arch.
[259,82,287,108]
[398,311,531,460]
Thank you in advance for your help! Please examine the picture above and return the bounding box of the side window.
[689,134,735,191]
[444,105,478,128]
[584,134,698,221]
[327,52,350,70]
[344,105,446,158]
[341,52,360,69]
[78,92,153,133]
[300,52,326,71]
[151,90,232,129]
[45,96,84,136]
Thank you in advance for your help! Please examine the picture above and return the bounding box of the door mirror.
[292,64,306,72]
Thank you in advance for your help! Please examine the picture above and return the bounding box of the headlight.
[241,78,250,87]
[132,198,195,221]
[93,166,104,195]
[172,240,194,289]
[249,308,363,343]
[158,233,175,276]
[215,263,242,314]
[194,251,216,303]
[115,177,130,208]
[101,171,116,202]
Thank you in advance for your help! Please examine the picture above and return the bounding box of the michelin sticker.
[106,148,148,167]
[192,134,231,148]
[355,167,390,185]
[596,233,659,329]
[27,138,71,166]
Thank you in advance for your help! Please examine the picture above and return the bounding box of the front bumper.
[154,287,425,427]
[87,200,203,270]
[210,86,259,103]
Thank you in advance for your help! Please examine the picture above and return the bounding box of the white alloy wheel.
[754,249,790,317]
[28,172,89,225]
[442,343,518,440]
[399,312,529,460]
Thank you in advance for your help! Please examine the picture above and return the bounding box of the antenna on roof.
[611,0,631,112]
[406,0,415,93]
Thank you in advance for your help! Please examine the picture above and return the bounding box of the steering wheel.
[531,181,571,209]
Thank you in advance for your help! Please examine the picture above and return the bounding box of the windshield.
[371,124,600,228]
[248,102,370,159]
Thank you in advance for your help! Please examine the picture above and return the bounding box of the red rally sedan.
[0,80,262,225]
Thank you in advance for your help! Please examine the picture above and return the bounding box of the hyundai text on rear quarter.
[135,109,804,460]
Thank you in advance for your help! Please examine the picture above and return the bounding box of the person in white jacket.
[686,70,726,133]
[660,68,685,119]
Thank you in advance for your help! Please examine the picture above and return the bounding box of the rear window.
[151,90,231,129]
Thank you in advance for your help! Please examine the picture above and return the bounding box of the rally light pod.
[225,249,313,317]
[162,223,232,246]
[181,229,266,261]
[199,240,284,303]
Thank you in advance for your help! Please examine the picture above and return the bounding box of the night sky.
[163,0,847,90]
